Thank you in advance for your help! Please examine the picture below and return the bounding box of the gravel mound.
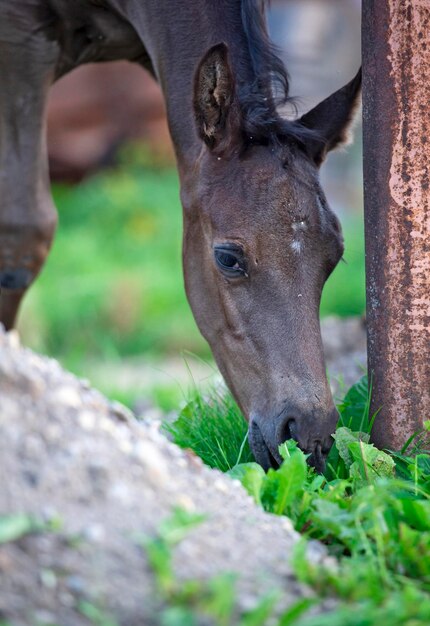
[0,328,328,626]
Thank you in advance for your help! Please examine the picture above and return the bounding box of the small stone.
[306,539,330,565]
[118,438,133,455]
[66,574,85,594]
[59,591,75,606]
[40,569,57,589]
[213,479,229,493]
[6,329,20,349]
[281,518,296,534]
[134,441,169,486]
[78,411,97,431]
[99,417,118,436]
[87,461,109,492]
[50,386,82,409]
[109,481,132,504]
[175,494,196,511]
[34,611,56,624]
[110,401,134,422]
[83,524,106,543]
[22,434,45,458]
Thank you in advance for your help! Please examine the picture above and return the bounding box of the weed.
[78,601,119,626]
[0,514,60,544]
[165,377,430,625]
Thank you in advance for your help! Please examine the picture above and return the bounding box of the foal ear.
[193,43,239,151]
[299,68,362,166]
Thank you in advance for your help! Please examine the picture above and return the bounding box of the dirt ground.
[0,326,342,626]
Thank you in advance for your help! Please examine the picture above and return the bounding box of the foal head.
[181,44,361,471]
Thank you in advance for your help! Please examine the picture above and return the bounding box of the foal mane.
[240,0,314,147]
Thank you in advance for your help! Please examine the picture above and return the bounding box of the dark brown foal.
[0,0,360,469]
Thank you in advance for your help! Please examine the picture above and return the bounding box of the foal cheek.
[183,254,225,342]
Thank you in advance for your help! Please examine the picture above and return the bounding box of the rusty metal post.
[362,0,430,450]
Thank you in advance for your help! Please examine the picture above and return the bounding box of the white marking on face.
[291,218,307,254]
[292,220,307,233]
[291,240,302,253]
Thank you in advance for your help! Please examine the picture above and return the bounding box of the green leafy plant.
[231,418,430,623]
[78,601,119,626]
[0,514,59,544]
[166,377,430,625]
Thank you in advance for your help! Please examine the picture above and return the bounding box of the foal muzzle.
[249,407,338,473]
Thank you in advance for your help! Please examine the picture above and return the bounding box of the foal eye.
[214,246,247,277]
[217,252,238,268]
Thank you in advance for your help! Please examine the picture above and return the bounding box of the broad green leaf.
[337,376,370,432]
[389,451,415,481]
[228,463,265,507]
[161,607,198,626]
[279,439,301,460]
[414,454,430,477]
[398,523,430,578]
[311,499,357,548]
[277,598,316,626]
[0,514,38,544]
[401,499,430,531]
[262,449,307,516]
[143,537,174,592]
[332,427,370,467]
[348,441,395,484]
[203,573,237,623]
[307,473,325,492]
[324,438,345,481]
[319,479,351,504]
[159,507,206,545]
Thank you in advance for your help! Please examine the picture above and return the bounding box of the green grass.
[164,387,253,471]
[18,160,364,377]
[161,378,430,625]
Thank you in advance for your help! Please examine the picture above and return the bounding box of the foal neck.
[111,0,261,163]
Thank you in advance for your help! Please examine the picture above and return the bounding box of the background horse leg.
[0,14,59,329]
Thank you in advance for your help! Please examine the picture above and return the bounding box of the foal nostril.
[277,417,298,446]
[249,419,280,470]
[309,441,326,473]
[287,419,298,441]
